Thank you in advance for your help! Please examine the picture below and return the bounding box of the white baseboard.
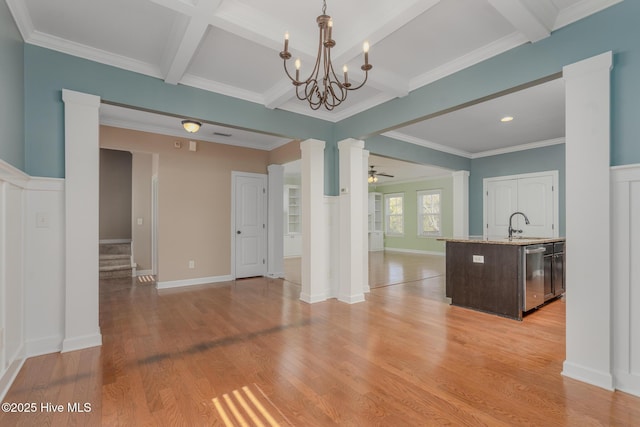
[156,275,233,290]
[300,292,327,304]
[61,332,103,353]
[614,370,640,397]
[338,293,366,304]
[0,354,26,401]
[99,239,131,244]
[562,361,614,391]
[383,247,445,256]
[26,335,63,357]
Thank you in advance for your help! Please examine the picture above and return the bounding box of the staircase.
[99,242,134,279]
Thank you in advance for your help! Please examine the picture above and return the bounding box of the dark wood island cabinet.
[443,237,566,320]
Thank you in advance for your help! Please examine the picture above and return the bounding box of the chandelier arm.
[344,70,370,91]
[282,60,299,84]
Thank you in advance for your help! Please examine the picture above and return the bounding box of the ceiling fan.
[368,165,394,183]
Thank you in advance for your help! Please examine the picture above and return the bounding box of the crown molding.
[470,137,565,158]
[99,118,287,151]
[26,31,164,79]
[382,131,473,158]
[553,0,623,30]
[383,132,566,159]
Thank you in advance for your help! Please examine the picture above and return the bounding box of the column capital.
[563,51,612,79]
[300,139,326,152]
[338,138,365,151]
[61,89,101,108]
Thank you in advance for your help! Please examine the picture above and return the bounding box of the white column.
[300,139,327,303]
[562,51,613,390]
[267,164,284,278]
[62,89,102,352]
[452,170,470,237]
[337,138,366,304]
[362,150,370,293]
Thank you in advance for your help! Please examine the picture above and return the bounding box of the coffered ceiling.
[7,0,619,124]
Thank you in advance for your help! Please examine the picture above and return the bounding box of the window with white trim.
[417,189,442,237]
[384,193,404,236]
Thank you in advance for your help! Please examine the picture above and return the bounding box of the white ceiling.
[6,0,618,163]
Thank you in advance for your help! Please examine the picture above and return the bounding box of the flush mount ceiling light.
[181,119,202,133]
[279,0,372,111]
[500,116,514,122]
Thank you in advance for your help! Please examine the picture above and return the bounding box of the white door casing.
[232,172,267,279]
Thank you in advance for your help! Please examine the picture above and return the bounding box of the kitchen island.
[442,237,566,320]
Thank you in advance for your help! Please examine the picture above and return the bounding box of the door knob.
[237,230,242,234]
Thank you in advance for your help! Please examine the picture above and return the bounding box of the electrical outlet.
[472,255,485,263]
[188,260,195,269]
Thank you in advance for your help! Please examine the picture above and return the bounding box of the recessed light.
[500,116,514,122]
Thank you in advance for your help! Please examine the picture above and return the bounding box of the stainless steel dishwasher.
[523,245,546,311]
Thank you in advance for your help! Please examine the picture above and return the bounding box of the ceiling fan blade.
[377,172,394,177]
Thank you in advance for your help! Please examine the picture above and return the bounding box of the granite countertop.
[438,236,566,246]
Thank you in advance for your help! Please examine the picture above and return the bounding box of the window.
[384,193,404,236]
[417,189,442,237]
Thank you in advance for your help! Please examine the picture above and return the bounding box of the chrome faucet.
[508,211,530,240]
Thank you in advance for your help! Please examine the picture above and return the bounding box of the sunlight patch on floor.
[212,384,291,427]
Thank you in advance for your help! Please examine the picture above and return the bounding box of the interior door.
[234,173,267,278]
[518,175,554,237]
[485,179,518,237]
[485,172,557,239]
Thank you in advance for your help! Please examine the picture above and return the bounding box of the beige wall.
[100,126,269,282]
[269,139,300,165]
[99,149,132,240]
[132,152,153,271]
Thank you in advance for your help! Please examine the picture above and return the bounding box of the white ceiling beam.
[487,0,552,43]
[264,80,295,110]
[151,0,223,85]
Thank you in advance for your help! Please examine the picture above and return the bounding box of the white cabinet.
[284,185,302,257]
[368,192,383,251]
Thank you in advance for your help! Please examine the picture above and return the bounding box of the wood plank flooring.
[2,253,639,426]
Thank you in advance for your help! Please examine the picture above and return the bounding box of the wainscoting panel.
[611,164,640,397]
[0,162,28,400]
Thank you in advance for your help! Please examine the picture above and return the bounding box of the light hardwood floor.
[2,253,639,426]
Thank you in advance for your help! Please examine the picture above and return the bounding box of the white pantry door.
[485,179,518,237]
[484,171,557,238]
[233,173,267,278]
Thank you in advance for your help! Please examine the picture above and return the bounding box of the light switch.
[137,217,143,225]
[472,255,485,263]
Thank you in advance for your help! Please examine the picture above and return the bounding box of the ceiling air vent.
[213,131,232,137]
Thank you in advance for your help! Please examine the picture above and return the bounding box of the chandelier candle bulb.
[363,41,370,65]
[284,32,289,52]
[328,20,333,41]
[295,58,301,81]
[343,65,348,84]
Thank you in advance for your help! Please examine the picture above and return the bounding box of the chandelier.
[279,0,372,111]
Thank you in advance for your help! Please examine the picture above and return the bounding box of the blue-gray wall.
[0,2,24,170]
[5,1,640,212]
[338,1,640,169]
[469,144,566,236]
[23,45,334,179]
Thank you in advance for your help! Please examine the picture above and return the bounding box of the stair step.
[100,254,131,260]
[99,242,131,256]
[99,264,132,272]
